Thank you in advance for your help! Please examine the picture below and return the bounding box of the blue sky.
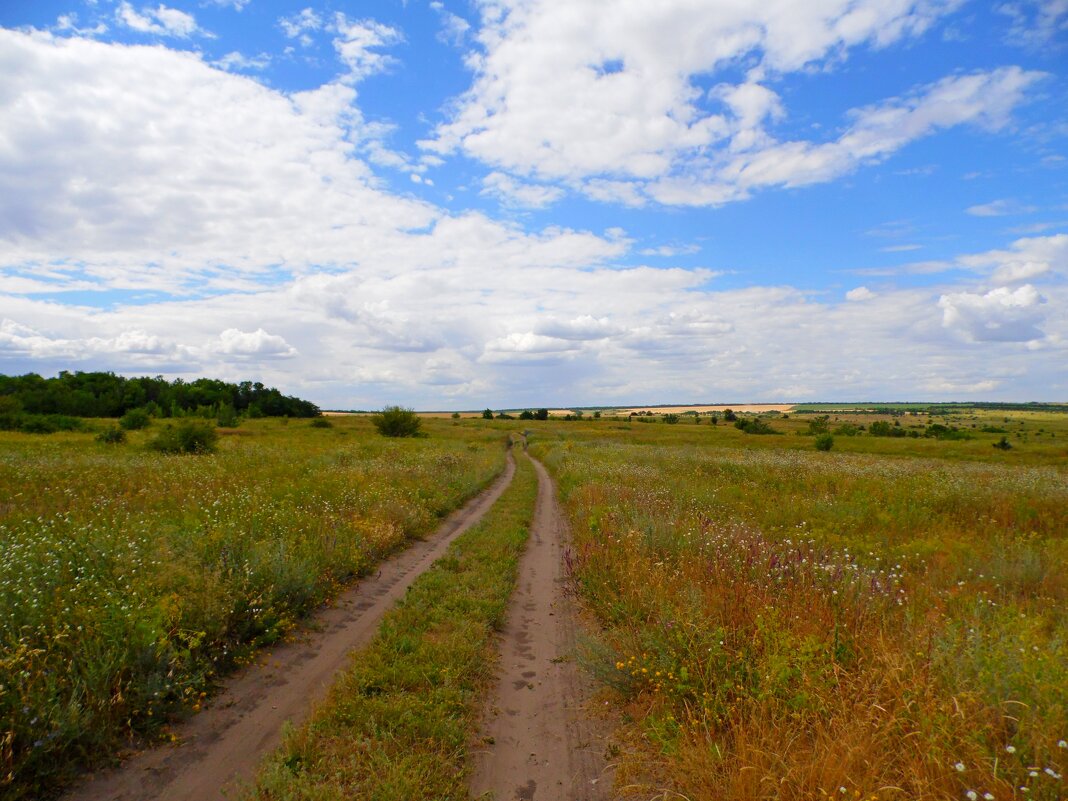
[0,1,1066,407]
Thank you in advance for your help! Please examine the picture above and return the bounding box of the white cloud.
[208,0,251,9]
[422,1,1040,208]
[116,3,201,38]
[958,233,1068,282]
[481,172,565,208]
[846,286,877,301]
[215,328,297,358]
[998,0,1068,47]
[966,198,1038,216]
[213,51,270,72]
[330,14,402,83]
[639,244,701,257]
[279,7,321,43]
[938,284,1046,342]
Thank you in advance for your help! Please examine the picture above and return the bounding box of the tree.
[519,410,535,420]
[534,408,549,421]
[482,408,494,420]
[372,406,423,437]
[723,408,737,422]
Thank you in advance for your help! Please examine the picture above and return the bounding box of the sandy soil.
[63,453,517,801]
[469,455,611,801]
[616,403,794,414]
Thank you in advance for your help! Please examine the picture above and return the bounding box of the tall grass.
[0,418,505,799]
[531,422,1068,800]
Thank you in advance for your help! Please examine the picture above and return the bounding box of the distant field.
[0,417,506,799]
[530,410,1068,800]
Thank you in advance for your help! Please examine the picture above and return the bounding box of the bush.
[148,421,218,454]
[535,408,549,421]
[663,414,680,424]
[96,426,127,444]
[309,418,333,428]
[992,436,1013,451]
[119,408,151,430]
[18,414,84,434]
[833,423,861,436]
[482,408,494,420]
[519,410,535,420]
[814,433,834,451]
[807,415,830,435]
[723,408,737,422]
[451,412,461,419]
[734,418,776,435]
[869,420,906,438]
[372,406,423,438]
[217,404,240,428]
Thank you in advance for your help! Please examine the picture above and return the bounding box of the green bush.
[148,421,218,454]
[992,436,1013,451]
[309,418,333,428]
[664,414,680,424]
[869,420,906,438]
[734,418,776,435]
[96,426,127,444]
[119,408,151,430]
[216,404,240,428]
[18,414,84,434]
[371,406,423,438]
[814,433,834,451]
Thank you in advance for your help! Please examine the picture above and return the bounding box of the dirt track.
[63,452,516,801]
[469,455,610,801]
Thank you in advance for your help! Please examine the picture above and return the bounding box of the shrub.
[19,414,83,434]
[833,423,861,436]
[482,408,494,420]
[723,408,737,422]
[519,410,535,420]
[814,433,834,451]
[119,408,151,430]
[807,415,830,435]
[664,414,680,424]
[869,420,906,438]
[372,406,423,438]
[309,418,333,428]
[534,408,549,421]
[217,404,240,428]
[451,412,461,419]
[992,436,1013,451]
[148,421,218,454]
[96,426,127,444]
[734,418,776,435]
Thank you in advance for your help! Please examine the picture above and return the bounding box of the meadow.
[0,417,506,799]
[530,410,1068,800]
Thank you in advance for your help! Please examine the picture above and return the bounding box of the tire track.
[470,455,611,801]
[63,450,517,801]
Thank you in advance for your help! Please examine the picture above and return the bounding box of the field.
[0,417,505,799]
[529,409,1068,800]
[1,407,1066,800]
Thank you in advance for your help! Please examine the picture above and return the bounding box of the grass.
[245,446,538,801]
[0,416,506,799]
[527,409,1068,800]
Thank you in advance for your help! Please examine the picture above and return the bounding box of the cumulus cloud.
[422,1,1040,208]
[481,172,566,208]
[958,233,1068,282]
[215,328,297,358]
[846,286,877,301]
[938,284,1046,342]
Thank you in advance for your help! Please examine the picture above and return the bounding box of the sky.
[0,0,1066,409]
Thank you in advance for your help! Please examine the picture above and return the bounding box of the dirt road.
[64,452,516,801]
[469,455,610,801]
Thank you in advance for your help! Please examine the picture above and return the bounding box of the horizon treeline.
[0,371,320,419]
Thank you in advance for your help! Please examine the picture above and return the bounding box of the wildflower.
[1059,740,1067,749]
[955,763,966,772]
[1005,745,1016,753]
[965,791,977,800]
[1044,768,1061,780]
[983,794,994,800]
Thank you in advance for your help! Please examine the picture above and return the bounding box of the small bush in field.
[96,426,127,444]
[148,421,218,454]
[814,433,834,451]
[216,404,240,428]
[119,408,151,430]
[992,436,1013,451]
[372,406,423,437]
[309,418,333,428]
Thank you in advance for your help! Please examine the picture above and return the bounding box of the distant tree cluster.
[0,371,320,431]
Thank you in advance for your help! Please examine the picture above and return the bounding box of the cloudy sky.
[1,1,1066,408]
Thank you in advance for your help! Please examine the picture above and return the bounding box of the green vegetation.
[529,410,1068,800]
[248,449,536,800]
[0,371,319,421]
[148,420,220,454]
[0,417,505,799]
[814,432,834,451]
[371,405,423,438]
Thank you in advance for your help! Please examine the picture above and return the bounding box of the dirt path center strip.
[470,455,610,801]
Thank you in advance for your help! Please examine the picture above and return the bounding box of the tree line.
[0,371,320,421]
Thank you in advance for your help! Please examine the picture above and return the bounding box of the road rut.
[63,451,516,801]
[469,455,610,801]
